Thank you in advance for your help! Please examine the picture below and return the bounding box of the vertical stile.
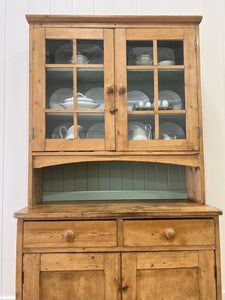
[104,29,115,150]
[73,39,78,139]
[153,40,159,140]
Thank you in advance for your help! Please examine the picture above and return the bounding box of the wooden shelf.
[14,199,222,220]
[32,151,200,168]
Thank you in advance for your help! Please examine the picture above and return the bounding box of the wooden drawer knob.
[164,228,175,240]
[64,229,75,242]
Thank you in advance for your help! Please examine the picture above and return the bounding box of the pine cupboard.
[14,15,222,300]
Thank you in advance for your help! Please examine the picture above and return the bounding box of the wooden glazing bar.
[45,64,104,68]
[45,109,105,113]
[128,110,186,115]
[127,65,184,70]
[73,39,76,64]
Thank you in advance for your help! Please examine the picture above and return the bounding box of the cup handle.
[145,124,152,140]
[59,126,67,139]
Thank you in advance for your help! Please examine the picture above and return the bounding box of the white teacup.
[59,125,83,139]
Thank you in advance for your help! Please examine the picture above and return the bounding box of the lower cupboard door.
[122,251,216,300]
[22,253,120,300]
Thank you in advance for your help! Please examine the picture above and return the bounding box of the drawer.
[23,220,117,248]
[123,219,215,247]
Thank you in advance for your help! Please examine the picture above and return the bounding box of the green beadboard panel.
[42,161,187,202]
[43,190,187,201]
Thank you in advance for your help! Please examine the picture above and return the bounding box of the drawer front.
[24,220,117,248]
[123,219,215,247]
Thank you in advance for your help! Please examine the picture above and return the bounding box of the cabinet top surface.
[26,15,202,25]
[14,200,222,219]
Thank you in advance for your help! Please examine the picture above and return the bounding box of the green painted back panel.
[42,161,187,201]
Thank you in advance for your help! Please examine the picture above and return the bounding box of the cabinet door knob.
[118,84,126,95]
[164,228,175,240]
[106,84,114,95]
[64,229,75,242]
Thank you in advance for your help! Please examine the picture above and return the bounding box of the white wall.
[0,0,224,299]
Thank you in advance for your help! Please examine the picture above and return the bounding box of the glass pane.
[127,70,154,111]
[159,114,186,140]
[77,40,104,64]
[46,113,74,139]
[158,70,185,110]
[128,115,155,140]
[77,113,105,139]
[77,68,104,110]
[127,41,153,65]
[157,41,183,65]
[46,39,73,64]
[46,68,73,109]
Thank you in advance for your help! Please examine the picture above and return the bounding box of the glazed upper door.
[32,27,115,151]
[122,251,216,300]
[115,27,199,151]
[23,253,120,300]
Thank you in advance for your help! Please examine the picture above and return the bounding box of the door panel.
[116,27,199,151]
[23,253,120,300]
[32,27,115,151]
[122,251,216,300]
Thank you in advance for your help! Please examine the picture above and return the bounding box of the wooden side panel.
[32,27,45,151]
[198,251,217,300]
[15,220,23,300]
[23,254,40,300]
[186,166,204,204]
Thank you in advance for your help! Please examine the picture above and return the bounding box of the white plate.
[158,60,175,66]
[127,90,150,104]
[55,44,73,64]
[49,88,73,109]
[86,122,105,139]
[158,90,182,110]
[85,87,104,104]
[159,122,185,139]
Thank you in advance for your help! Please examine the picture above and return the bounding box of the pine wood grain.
[26,15,203,24]
[14,200,222,220]
[23,254,40,300]
[123,219,215,246]
[24,220,117,248]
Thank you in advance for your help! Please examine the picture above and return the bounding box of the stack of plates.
[159,122,185,140]
[49,88,73,109]
[55,44,73,64]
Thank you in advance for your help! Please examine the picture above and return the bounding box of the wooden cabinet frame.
[14,15,222,300]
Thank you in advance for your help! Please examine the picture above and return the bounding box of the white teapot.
[59,125,83,139]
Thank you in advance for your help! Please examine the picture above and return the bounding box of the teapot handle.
[59,126,67,139]
[145,124,152,140]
